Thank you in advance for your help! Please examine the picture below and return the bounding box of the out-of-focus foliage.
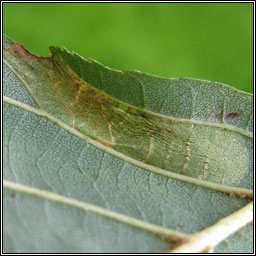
[3,3,253,93]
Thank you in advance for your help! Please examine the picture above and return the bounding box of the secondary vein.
[3,179,189,241]
[3,96,253,198]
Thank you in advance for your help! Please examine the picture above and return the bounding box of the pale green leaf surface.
[3,35,253,253]
[3,189,172,253]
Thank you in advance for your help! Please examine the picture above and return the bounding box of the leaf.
[3,35,253,253]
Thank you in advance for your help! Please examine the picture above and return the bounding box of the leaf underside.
[3,35,253,253]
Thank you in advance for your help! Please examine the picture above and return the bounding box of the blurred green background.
[3,3,253,93]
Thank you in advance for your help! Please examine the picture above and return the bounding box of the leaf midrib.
[4,179,253,253]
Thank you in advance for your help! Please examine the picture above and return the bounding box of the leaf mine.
[3,36,253,190]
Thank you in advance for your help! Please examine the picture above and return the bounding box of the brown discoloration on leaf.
[229,192,253,199]
[143,136,153,163]
[237,193,253,199]
[10,192,16,199]
[214,113,222,121]
[208,112,222,121]
[108,122,115,145]
[209,110,243,122]
[201,246,214,253]
[137,110,149,119]
[9,42,49,60]
[157,232,188,244]
[225,111,243,120]
[164,237,189,251]
[72,77,83,89]
[125,107,131,113]
[4,36,251,189]
[99,140,113,148]
[84,87,112,107]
